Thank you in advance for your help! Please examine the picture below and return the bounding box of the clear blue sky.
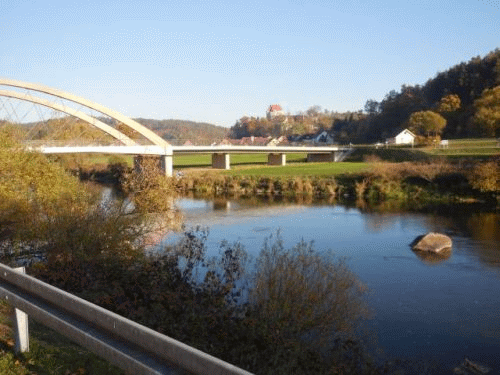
[1,0,499,127]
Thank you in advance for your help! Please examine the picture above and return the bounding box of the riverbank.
[74,152,500,210]
[171,162,499,210]
[2,146,498,373]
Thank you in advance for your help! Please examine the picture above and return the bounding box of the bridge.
[0,78,351,176]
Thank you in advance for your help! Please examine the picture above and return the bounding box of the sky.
[1,0,499,127]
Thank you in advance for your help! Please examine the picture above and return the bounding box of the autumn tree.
[117,122,141,140]
[474,86,500,137]
[408,110,447,138]
[436,94,461,113]
[0,131,156,264]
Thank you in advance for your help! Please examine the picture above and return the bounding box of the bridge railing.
[0,262,253,375]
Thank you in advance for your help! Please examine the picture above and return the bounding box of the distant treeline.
[228,48,500,142]
[134,118,228,144]
[344,48,500,142]
[95,117,228,144]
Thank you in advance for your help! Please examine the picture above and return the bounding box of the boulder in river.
[411,232,452,253]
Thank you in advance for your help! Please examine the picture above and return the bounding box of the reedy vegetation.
[170,155,500,208]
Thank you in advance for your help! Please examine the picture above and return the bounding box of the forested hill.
[134,118,228,145]
[225,48,500,143]
[338,48,500,142]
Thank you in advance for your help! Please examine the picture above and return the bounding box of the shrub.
[469,161,500,193]
[32,229,379,374]
[120,156,177,213]
[250,233,370,349]
[0,133,176,267]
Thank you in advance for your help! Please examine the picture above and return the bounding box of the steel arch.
[0,78,170,148]
[0,89,137,146]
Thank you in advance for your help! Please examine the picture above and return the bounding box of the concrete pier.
[307,152,335,162]
[134,154,173,177]
[268,153,286,166]
[212,153,230,169]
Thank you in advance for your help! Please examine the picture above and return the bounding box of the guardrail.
[0,263,253,375]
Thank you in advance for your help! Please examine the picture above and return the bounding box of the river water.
[168,197,500,373]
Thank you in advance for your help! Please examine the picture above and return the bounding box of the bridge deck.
[35,145,348,155]
[33,144,353,176]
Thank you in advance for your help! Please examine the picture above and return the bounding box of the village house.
[288,130,335,145]
[266,104,285,120]
[314,130,335,145]
[386,129,416,145]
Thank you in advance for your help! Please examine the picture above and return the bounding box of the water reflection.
[412,248,452,265]
[172,196,500,371]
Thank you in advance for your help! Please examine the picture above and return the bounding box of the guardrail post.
[13,267,29,353]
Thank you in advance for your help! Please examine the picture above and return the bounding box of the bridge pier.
[307,152,335,162]
[212,153,230,170]
[134,154,173,177]
[268,153,286,166]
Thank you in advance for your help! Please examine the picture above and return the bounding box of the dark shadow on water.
[412,248,452,264]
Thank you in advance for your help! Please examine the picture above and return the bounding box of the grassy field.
[0,300,123,375]
[173,152,307,168]
[425,138,499,157]
[51,138,498,178]
[173,152,369,177]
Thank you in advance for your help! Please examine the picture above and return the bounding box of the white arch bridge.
[0,78,351,176]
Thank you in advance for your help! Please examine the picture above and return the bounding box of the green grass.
[175,153,368,177]
[429,147,499,155]
[446,138,498,148]
[423,138,499,157]
[174,153,307,168]
[223,162,369,177]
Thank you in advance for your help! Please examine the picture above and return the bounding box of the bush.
[32,229,379,374]
[469,161,500,193]
[250,233,370,349]
[0,133,177,266]
[120,156,180,219]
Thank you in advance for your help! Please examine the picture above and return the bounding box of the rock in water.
[411,232,452,253]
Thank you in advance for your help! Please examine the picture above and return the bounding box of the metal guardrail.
[0,263,253,375]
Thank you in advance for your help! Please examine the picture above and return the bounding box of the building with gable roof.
[386,129,416,145]
[266,104,285,120]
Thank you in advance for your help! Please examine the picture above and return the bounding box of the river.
[166,197,500,373]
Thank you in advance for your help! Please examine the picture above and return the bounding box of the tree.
[436,94,461,113]
[408,110,447,138]
[117,122,141,140]
[306,105,322,117]
[0,132,158,264]
[474,86,500,137]
[364,99,379,115]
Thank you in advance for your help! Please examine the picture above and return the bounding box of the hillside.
[134,118,228,145]
[226,48,500,143]
[335,48,500,142]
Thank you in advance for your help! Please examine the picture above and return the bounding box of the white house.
[387,129,416,145]
[314,130,335,145]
